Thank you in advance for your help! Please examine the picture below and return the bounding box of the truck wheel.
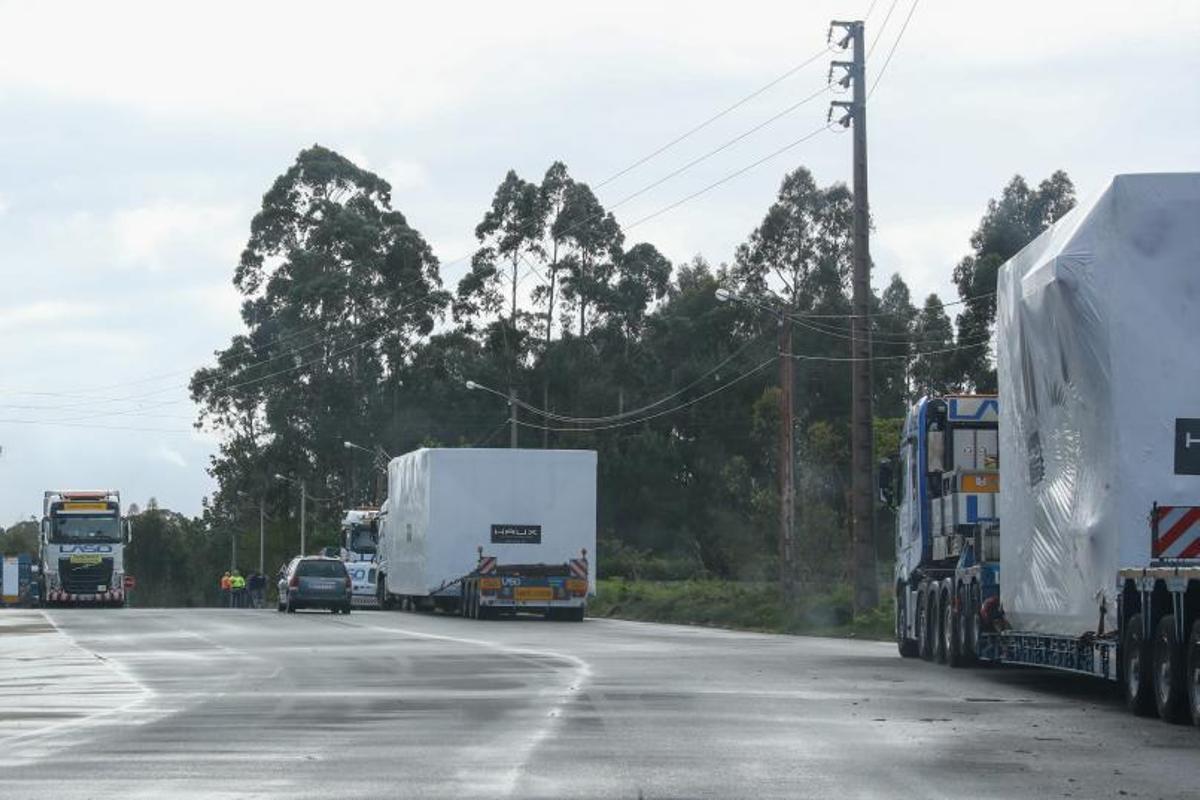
[1153,615,1186,723]
[1123,614,1155,716]
[918,589,933,661]
[896,588,918,658]
[956,586,975,665]
[1187,620,1200,727]
[943,587,962,667]
[931,590,946,664]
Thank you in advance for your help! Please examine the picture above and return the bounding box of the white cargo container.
[376,448,596,620]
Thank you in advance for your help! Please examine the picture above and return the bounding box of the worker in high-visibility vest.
[230,570,247,608]
[220,572,232,607]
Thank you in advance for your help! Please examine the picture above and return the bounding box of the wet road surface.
[0,607,1196,798]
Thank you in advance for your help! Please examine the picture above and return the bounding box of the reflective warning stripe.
[569,559,588,580]
[1153,505,1200,558]
[477,556,497,575]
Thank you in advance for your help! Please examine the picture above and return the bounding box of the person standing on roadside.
[220,571,232,607]
[230,570,246,608]
[247,571,265,608]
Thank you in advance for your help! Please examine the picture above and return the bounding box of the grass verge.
[588,578,894,641]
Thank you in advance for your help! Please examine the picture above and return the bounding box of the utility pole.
[830,18,879,613]
[300,479,307,556]
[509,387,519,448]
[777,312,796,605]
[258,496,265,575]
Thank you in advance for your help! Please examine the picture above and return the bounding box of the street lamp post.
[274,474,307,555]
[716,288,796,605]
[344,440,391,504]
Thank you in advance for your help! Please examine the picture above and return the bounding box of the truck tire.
[956,585,975,665]
[932,590,947,664]
[896,588,919,658]
[1187,620,1200,727]
[943,586,962,667]
[1123,614,1155,716]
[918,588,934,661]
[1153,615,1186,723]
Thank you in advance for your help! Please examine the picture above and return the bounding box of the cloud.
[384,160,429,192]
[111,202,243,272]
[152,443,187,469]
[0,301,100,332]
[0,191,9,215]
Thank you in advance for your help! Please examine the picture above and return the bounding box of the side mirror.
[926,428,945,473]
[40,518,49,540]
[877,459,896,507]
[124,518,134,544]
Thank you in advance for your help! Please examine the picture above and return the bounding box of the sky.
[0,0,1197,524]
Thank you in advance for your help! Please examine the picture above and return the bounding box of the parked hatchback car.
[277,556,352,614]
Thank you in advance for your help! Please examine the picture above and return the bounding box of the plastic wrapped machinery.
[996,173,1200,635]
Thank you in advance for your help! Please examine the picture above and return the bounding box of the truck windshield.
[347,525,377,554]
[51,514,121,543]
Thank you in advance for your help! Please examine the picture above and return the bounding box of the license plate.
[514,586,552,601]
[69,555,102,565]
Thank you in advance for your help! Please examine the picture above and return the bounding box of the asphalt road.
[0,607,1196,799]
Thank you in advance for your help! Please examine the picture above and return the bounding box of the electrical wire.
[606,83,834,212]
[865,0,900,61]
[475,332,771,424]
[593,44,834,190]
[868,0,920,97]
[512,356,777,433]
[787,339,987,362]
[625,124,829,231]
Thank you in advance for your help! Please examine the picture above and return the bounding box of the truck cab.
[40,490,130,607]
[887,396,999,661]
[340,508,380,608]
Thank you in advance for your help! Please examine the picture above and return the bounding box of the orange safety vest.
[220,575,232,590]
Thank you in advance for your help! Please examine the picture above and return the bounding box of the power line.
[868,0,920,97]
[787,339,987,362]
[625,124,829,231]
[593,44,834,190]
[865,0,900,61]
[513,356,777,433]
[606,83,834,213]
[479,332,771,424]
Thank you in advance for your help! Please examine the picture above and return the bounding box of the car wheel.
[1153,615,1186,723]
[1124,613,1155,716]
[956,585,974,665]
[1186,620,1200,727]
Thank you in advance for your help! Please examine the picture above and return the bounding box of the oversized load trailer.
[376,448,596,620]
[889,173,1200,725]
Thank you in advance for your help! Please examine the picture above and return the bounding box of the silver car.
[277,556,352,614]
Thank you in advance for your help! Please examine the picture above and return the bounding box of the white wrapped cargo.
[996,173,1200,636]
[378,448,597,596]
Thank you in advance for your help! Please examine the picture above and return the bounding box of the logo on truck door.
[1175,419,1200,475]
[491,524,542,544]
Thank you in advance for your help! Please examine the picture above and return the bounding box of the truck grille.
[58,558,115,593]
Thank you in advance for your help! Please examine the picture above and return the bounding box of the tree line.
[1,145,1075,605]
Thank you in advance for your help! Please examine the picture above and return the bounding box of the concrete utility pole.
[509,388,519,448]
[258,497,265,575]
[830,18,879,613]
[300,479,307,556]
[778,313,796,604]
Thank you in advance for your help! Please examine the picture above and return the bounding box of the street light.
[344,440,392,503]
[716,285,797,606]
[274,473,307,556]
[464,379,517,448]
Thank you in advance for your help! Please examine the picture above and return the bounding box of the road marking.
[348,617,592,796]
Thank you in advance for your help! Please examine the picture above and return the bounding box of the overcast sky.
[0,0,1197,524]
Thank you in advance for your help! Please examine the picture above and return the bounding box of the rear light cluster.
[289,576,298,589]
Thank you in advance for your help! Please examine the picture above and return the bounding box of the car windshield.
[51,514,121,543]
[296,560,346,578]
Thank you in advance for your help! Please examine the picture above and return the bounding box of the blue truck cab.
[887,395,1000,662]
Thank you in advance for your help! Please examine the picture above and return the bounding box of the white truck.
[40,490,131,607]
[340,508,381,608]
[376,448,596,620]
[888,173,1200,725]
